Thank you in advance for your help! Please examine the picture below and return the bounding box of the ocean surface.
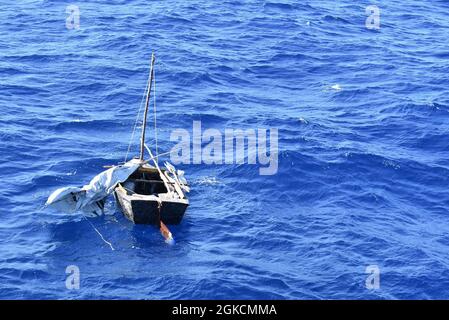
[1,0,449,300]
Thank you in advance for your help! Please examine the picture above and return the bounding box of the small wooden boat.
[114,53,189,241]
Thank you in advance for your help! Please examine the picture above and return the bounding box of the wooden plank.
[131,179,165,184]
[138,166,164,173]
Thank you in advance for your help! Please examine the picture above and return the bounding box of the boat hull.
[114,187,188,225]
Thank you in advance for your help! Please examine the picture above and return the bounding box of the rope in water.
[82,214,115,251]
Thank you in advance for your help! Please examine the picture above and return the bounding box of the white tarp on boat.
[45,159,141,216]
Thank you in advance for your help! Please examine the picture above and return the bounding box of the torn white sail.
[46,159,141,215]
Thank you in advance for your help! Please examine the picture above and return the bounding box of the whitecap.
[195,176,221,185]
[331,84,341,91]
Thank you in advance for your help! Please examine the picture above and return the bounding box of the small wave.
[322,15,352,25]
[51,119,121,131]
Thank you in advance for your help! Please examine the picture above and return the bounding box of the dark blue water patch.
[0,84,51,96]
[270,52,319,63]
[2,53,83,64]
[263,2,296,11]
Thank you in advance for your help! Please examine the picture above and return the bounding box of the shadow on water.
[44,204,194,270]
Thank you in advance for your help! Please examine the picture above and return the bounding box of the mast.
[140,53,156,161]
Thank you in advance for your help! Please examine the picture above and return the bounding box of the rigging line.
[144,143,173,197]
[153,67,158,163]
[124,97,144,162]
[82,214,115,251]
[145,149,173,161]
[125,66,152,162]
[124,89,146,161]
[125,80,148,162]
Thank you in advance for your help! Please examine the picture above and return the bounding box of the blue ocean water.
[1,0,449,299]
